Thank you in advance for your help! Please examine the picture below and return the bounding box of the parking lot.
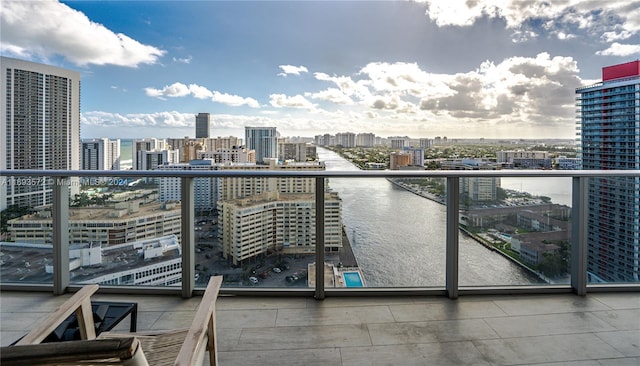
[192,216,344,287]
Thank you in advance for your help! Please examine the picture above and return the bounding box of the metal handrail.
[2,169,639,178]
[1,169,639,298]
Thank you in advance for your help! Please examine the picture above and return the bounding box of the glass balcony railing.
[1,167,639,299]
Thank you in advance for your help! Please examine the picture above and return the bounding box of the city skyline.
[2,1,639,139]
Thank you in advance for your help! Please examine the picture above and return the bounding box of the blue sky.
[2,1,639,139]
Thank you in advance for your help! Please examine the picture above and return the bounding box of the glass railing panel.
[319,148,447,288]
[459,176,573,286]
[1,175,54,285]
[62,175,184,287]
[586,175,640,285]
[203,175,315,289]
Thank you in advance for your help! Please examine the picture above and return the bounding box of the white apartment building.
[136,149,179,171]
[335,132,356,148]
[197,146,255,163]
[216,160,325,202]
[132,138,170,170]
[220,191,343,264]
[356,133,376,147]
[278,142,308,162]
[158,160,324,210]
[157,160,218,211]
[82,138,121,171]
[496,150,549,163]
[167,136,244,163]
[1,57,81,210]
[390,137,408,149]
[441,159,501,202]
[419,138,432,148]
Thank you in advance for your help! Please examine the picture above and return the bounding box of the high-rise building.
[279,142,308,162]
[195,113,210,138]
[356,133,376,147]
[576,60,640,282]
[220,191,343,264]
[389,151,412,170]
[136,149,179,171]
[402,147,425,167]
[82,138,121,171]
[197,146,255,163]
[390,137,407,149]
[131,138,178,171]
[419,138,431,149]
[1,57,81,210]
[245,126,277,163]
[335,132,356,148]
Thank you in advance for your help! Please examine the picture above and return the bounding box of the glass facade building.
[195,112,210,138]
[245,126,278,164]
[576,61,640,283]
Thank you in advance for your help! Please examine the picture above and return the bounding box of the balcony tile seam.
[592,329,640,357]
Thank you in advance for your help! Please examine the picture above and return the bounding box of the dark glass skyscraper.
[195,112,210,138]
[576,61,640,282]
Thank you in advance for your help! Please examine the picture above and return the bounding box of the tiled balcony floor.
[1,290,639,365]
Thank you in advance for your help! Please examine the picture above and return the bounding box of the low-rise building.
[8,201,181,247]
[0,235,182,286]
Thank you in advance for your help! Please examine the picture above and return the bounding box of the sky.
[2,0,639,140]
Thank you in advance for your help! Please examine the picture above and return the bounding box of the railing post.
[571,176,588,295]
[181,177,195,298]
[446,177,459,299]
[314,177,325,300]
[53,177,70,295]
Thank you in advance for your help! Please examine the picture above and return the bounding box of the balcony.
[1,168,639,364]
[1,289,639,364]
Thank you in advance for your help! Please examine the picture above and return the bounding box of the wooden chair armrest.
[175,276,223,366]
[16,284,99,345]
[1,337,145,366]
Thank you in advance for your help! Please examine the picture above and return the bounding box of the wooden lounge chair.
[1,276,223,366]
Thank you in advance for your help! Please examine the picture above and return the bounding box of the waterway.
[317,148,543,287]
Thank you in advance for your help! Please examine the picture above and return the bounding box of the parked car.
[272,267,281,273]
[249,276,259,285]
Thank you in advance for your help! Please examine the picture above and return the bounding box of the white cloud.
[173,56,192,64]
[417,0,640,41]
[212,91,260,108]
[0,0,165,67]
[145,82,259,107]
[278,65,309,76]
[309,88,354,105]
[189,84,214,99]
[596,42,640,56]
[145,82,191,98]
[601,29,634,42]
[81,111,193,128]
[124,48,586,138]
[269,94,317,109]
[85,50,585,138]
[314,72,371,100]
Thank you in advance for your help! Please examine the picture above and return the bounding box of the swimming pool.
[343,271,364,287]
